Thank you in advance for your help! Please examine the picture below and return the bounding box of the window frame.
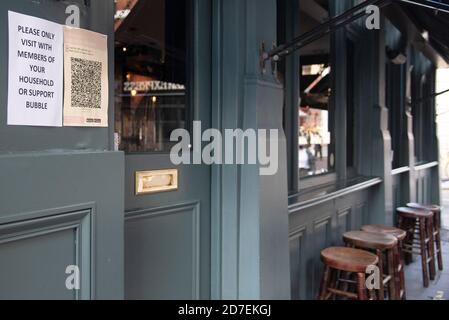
[279,0,365,196]
[113,0,194,155]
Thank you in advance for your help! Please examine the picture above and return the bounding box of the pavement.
[405,188,449,300]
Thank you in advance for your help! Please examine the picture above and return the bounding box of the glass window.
[411,50,434,164]
[278,0,338,187]
[298,0,334,178]
[386,62,407,169]
[385,19,407,169]
[299,62,333,177]
[114,0,188,153]
[347,39,355,169]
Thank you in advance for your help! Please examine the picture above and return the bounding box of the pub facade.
[0,0,446,299]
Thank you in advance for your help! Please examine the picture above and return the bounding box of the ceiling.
[299,0,330,56]
[401,0,449,64]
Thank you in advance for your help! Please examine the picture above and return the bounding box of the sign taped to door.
[63,26,108,127]
[7,11,64,127]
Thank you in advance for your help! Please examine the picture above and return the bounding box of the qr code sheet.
[70,57,102,109]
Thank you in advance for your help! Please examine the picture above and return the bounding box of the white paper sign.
[63,26,108,127]
[7,11,64,127]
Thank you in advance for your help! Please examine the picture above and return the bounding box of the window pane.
[299,105,332,177]
[298,0,334,178]
[114,0,188,153]
[347,39,355,169]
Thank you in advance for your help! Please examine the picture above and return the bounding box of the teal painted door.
[114,0,211,299]
[0,0,124,299]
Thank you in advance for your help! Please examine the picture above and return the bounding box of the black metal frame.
[263,0,390,64]
[263,0,449,65]
[400,0,449,14]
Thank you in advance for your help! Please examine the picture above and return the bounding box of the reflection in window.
[299,95,332,177]
[298,60,333,177]
[114,0,188,153]
[302,64,326,76]
[298,0,334,178]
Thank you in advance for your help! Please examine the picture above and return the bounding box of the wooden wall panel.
[289,188,370,300]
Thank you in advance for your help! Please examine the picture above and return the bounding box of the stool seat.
[321,247,378,273]
[361,225,407,241]
[344,231,397,250]
[407,203,441,214]
[397,207,433,219]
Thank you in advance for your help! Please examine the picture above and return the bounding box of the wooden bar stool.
[361,225,407,300]
[407,203,444,271]
[343,231,398,300]
[319,247,378,300]
[397,207,436,287]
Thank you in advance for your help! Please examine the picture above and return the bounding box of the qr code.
[70,57,102,109]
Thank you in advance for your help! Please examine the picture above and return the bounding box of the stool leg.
[396,242,406,300]
[435,230,444,271]
[427,217,436,281]
[376,250,385,300]
[329,269,339,300]
[338,243,353,295]
[356,273,367,300]
[387,248,397,300]
[318,265,331,300]
[399,215,413,264]
[434,211,444,271]
[368,286,378,300]
[419,217,430,287]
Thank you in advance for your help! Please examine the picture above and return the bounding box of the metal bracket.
[259,41,279,76]
[259,41,268,74]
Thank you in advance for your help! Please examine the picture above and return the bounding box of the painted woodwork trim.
[392,166,410,176]
[414,161,439,171]
[288,177,382,213]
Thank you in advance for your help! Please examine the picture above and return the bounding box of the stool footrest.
[383,275,392,285]
[327,288,358,300]
[337,278,356,284]
[402,249,423,255]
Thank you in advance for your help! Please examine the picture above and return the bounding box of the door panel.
[114,0,211,299]
[0,210,91,300]
[1,229,76,300]
[125,202,200,299]
[0,151,124,300]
